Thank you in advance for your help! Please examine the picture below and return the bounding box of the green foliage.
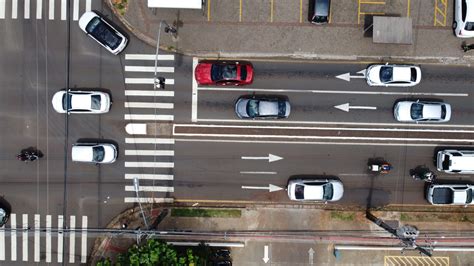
[171,208,241,218]
[113,0,128,15]
[330,211,355,221]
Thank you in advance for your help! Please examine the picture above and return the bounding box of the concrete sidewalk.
[106,0,474,65]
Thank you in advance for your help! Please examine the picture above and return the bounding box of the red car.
[195,61,254,86]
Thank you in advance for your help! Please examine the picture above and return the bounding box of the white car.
[394,100,451,122]
[52,90,111,114]
[287,178,344,202]
[454,0,474,38]
[366,63,421,87]
[426,184,473,206]
[71,143,117,164]
[78,11,128,55]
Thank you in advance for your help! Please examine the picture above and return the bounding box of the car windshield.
[278,101,286,116]
[62,94,72,110]
[442,155,451,170]
[211,64,237,81]
[91,95,101,110]
[295,184,305,199]
[322,183,333,200]
[246,99,259,117]
[241,66,247,81]
[92,146,105,162]
[467,189,473,203]
[379,66,393,82]
[410,103,423,120]
[86,17,120,50]
[410,68,417,81]
[466,22,474,31]
[0,208,6,222]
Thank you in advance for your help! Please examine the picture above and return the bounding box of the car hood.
[453,190,469,204]
[78,11,98,32]
[195,63,212,84]
[394,102,412,121]
[52,91,66,113]
[102,144,117,163]
[331,181,344,201]
[235,98,249,118]
[366,65,382,84]
[72,146,94,162]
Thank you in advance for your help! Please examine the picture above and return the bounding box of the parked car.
[0,202,10,227]
[78,11,128,55]
[287,178,344,202]
[71,143,117,164]
[453,0,474,38]
[308,0,331,25]
[194,61,254,86]
[234,95,290,119]
[393,100,451,122]
[52,90,111,114]
[436,149,474,174]
[426,183,473,205]
[366,63,421,87]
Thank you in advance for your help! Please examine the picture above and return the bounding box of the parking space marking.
[299,0,302,23]
[384,255,449,266]
[270,0,273,22]
[358,0,385,24]
[434,0,448,26]
[239,0,242,22]
[207,0,211,21]
[407,0,410,17]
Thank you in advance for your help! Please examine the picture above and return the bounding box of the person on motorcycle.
[380,163,392,174]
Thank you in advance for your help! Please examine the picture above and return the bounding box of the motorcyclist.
[380,163,392,174]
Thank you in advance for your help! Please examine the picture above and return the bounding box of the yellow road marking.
[299,0,302,23]
[407,0,410,17]
[329,0,332,23]
[434,0,448,26]
[359,12,385,15]
[358,0,361,24]
[270,0,274,22]
[239,0,242,22]
[385,256,449,266]
[207,0,211,21]
[360,1,385,4]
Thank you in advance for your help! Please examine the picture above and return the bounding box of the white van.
[436,150,474,173]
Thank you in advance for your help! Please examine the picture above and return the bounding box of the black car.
[0,202,11,227]
[234,95,291,119]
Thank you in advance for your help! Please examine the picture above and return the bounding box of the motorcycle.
[16,151,39,162]
[411,169,436,183]
[368,163,392,174]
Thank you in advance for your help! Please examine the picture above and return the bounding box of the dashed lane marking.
[125,173,174,180]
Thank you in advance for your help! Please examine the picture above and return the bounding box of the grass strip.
[331,211,355,221]
[171,208,241,218]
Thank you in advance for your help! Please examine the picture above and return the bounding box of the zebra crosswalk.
[123,53,176,204]
[0,0,92,20]
[0,213,88,263]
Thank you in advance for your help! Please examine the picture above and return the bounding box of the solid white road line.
[125,102,174,109]
[125,78,175,85]
[11,214,16,261]
[48,0,54,19]
[0,225,4,260]
[22,214,27,261]
[125,138,175,144]
[125,174,174,180]
[125,90,174,97]
[124,197,175,203]
[125,186,174,192]
[46,215,51,263]
[125,54,175,60]
[125,66,175,73]
[36,0,42,19]
[81,216,87,263]
[192,57,198,122]
[85,0,91,12]
[197,87,469,97]
[69,216,75,263]
[125,150,174,156]
[73,0,78,20]
[24,0,30,19]
[0,0,5,19]
[60,0,65,20]
[34,214,40,262]
[11,0,17,18]
[57,215,63,263]
[125,162,174,168]
[240,171,277,175]
[124,114,174,121]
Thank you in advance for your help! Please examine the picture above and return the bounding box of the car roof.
[70,94,96,110]
[259,101,279,116]
[304,185,324,200]
[72,145,93,162]
[392,66,412,81]
[422,104,442,119]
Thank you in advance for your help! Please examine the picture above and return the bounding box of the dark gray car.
[234,95,291,119]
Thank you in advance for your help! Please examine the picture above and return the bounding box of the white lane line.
[36,0,42,19]
[125,66,175,73]
[125,90,174,97]
[0,0,5,19]
[125,78,175,85]
[48,0,54,19]
[69,216,75,263]
[124,197,174,203]
[125,102,174,109]
[192,57,199,122]
[46,215,51,263]
[125,150,174,156]
[72,0,78,20]
[124,114,174,121]
[11,214,16,261]
[125,174,174,180]
[197,87,469,97]
[125,162,174,168]
[85,0,91,11]
[81,216,87,263]
[60,0,65,20]
[195,118,474,129]
[240,171,277,175]
[338,173,369,176]
[57,215,63,263]
[0,225,4,261]
[125,54,175,60]
[22,214,27,261]
[125,185,174,192]
[11,0,18,18]
[24,0,30,19]
[125,138,175,144]
[34,214,40,262]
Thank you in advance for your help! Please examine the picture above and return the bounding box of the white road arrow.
[263,245,269,263]
[334,103,377,112]
[241,153,283,163]
[308,248,315,265]
[336,69,366,82]
[241,184,283,192]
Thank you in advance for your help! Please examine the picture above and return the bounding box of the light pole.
[153,20,177,90]
[133,177,149,229]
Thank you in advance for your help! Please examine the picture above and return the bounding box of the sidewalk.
[106,0,474,65]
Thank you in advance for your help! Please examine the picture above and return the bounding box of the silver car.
[366,63,421,87]
[394,100,451,122]
[426,183,473,206]
[287,178,344,202]
[234,95,290,119]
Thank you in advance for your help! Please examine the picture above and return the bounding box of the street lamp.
[133,177,149,229]
[153,20,177,90]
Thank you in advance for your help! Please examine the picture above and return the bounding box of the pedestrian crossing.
[0,0,91,20]
[123,53,175,204]
[0,213,89,263]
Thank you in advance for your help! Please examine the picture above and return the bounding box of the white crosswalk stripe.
[125,78,175,85]
[0,225,4,260]
[125,173,174,180]
[125,102,174,109]
[125,161,174,168]
[125,185,174,192]
[36,0,42,19]
[57,215,63,263]
[125,66,175,73]
[125,138,175,144]
[124,114,174,121]
[81,216,88,263]
[34,214,40,262]
[46,215,52,263]
[0,0,92,20]
[124,197,174,203]
[10,214,16,261]
[69,215,75,263]
[125,150,174,156]
[125,90,174,97]
[0,0,5,19]
[24,0,30,19]
[11,0,17,19]
[22,214,27,261]
[49,0,54,20]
